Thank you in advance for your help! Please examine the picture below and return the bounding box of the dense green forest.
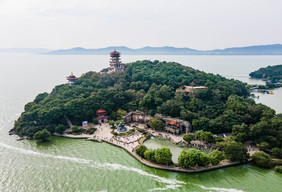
[249,65,282,82]
[13,60,282,148]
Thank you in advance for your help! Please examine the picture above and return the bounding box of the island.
[249,65,282,90]
[11,53,282,173]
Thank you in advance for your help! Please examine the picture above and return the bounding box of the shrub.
[154,147,172,165]
[178,148,210,167]
[72,125,79,133]
[136,145,147,158]
[214,136,224,143]
[55,124,66,134]
[195,130,204,140]
[209,149,226,166]
[275,165,282,173]
[148,118,164,130]
[200,131,215,143]
[46,125,56,133]
[109,120,115,128]
[251,151,271,168]
[144,149,156,162]
[87,128,97,134]
[71,125,84,134]
[198,152,210,166]
[224,141,249,162]
[183,133,195,144]
[116,109,127,120]
[257,142,270,150]
[33,129,51,141]
[272,147,282,158]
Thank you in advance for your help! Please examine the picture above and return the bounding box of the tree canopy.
[178,148,213,167]
[221,141,249,162]
[136,145,147,158]
[154,147,172,165]
[33,129,51,141]
[249,65,282,82]
[13,60,281,147]
[251,151,271,168]
[148,118,163,130]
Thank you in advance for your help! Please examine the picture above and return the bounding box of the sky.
[0,0,282,50]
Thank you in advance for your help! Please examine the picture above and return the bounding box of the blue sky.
[0,0,281,49]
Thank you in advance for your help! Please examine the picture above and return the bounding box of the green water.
[143,137,208,163]
[0,54,282,191]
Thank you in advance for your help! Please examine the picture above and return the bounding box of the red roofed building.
[166,120,180,129]
[154,113,191,135]
[66,72,78,85]
[96,109,108,123]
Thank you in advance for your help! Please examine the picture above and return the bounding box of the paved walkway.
[53,123,252,173]
[245,142,260,155]
[92,123,144,152]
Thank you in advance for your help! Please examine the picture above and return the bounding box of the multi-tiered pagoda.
[100,50,126,74]
[66,72,78,85]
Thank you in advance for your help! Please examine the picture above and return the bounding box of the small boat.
[265,91,274,94]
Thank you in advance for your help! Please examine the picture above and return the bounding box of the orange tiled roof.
[166,120,180,127]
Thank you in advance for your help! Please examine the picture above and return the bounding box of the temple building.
[122,111,191,135]
[66,72,78,85]
[100,50,127,74]
[95,109,108,123]
[122,111,151,124]
[155,114,191,135]
[176,86,208,93]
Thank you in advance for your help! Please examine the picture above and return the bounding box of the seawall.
[53,133,246,173]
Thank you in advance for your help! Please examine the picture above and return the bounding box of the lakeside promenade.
[53,123,249,173]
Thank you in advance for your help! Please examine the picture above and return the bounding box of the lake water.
[0,54,281,192]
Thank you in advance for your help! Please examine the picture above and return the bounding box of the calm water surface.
[0,54,281,192]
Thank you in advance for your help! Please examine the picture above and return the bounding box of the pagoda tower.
[100,50,127,74]
[109,50,126,72]
[66,72,78,85]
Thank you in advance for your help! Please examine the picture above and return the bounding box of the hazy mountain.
[2,44,282,55]
[46,46,200,55]
[203,44,282,55]
[46,44,282,55]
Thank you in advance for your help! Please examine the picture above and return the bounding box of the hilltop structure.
[100,50,127,74]
[66,72,78,85]
[176,86,208,93]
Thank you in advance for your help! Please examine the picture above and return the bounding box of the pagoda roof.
[166,120,180,127]
[96,109,107,115]
[67,72,78,79]
[110,50,120,55]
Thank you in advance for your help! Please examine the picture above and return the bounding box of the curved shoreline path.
[54,124,247,173]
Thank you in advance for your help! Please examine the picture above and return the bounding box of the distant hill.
[46,44,282,55]
[46,46,200,55]
[2,44,282,55]
[204,44,282,55]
